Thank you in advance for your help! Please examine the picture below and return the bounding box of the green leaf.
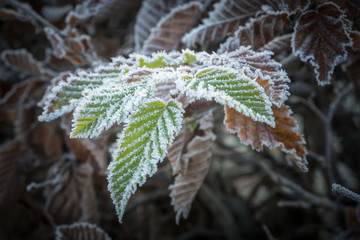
[71,82,153,138]
[108,99,184,222]
[38,67,128,122]
[182,67,274,126]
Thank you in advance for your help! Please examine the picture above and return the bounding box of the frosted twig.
[262,225,278,240]
[324,82,354,184]
[299,83,354,184]
[332,183,360,203]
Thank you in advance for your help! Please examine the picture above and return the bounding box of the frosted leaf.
[182,0,277,48]
[225,104,308,171]
[209,47,290,106]
[153,81,177,102]
[167,123,193,175]
[38,72,103,122]
[56,222,111,240]
[66,0,141,26]
[180,66,275,126]
[260,33,292,59]
[218,11,290,52]
[292,2,352,85]
[44,161,98,224]
[71,82,154,138]
[44,27,95,66]
[0,140,30,210]
[141,2,203,55]
[108,99,184,222]
[169,112,213,223]
[1,49,55,77]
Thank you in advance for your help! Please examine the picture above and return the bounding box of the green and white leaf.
[71,82,154,138]
[38,66,129,122]
[108,99,184,222]
[179,66,274,126]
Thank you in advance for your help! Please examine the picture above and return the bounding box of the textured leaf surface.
[260,33,292,58]
[225,104,308,171]
[141,2,202,55]
[219,11,289,52]
[44,162,98,224]
[71,82,152,138]
[38,72,103,121]
[0,140,29,209]
[108,99,184,222]
[170,113,213,223]
[167,122,193,175]
[182,0,276,48]
[181,66,274,126]
[292,2,352,85]
[56,222,111,240]
[1,49,55,77]
[215,47,290,107]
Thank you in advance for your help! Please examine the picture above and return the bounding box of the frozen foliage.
[56,222,111,240]
[225,104,308,172]
[108,99,184,222]
[292,2,352,85]
[179,66,275,126]
[182,0,276,48]
[71,82,154,138]
[169,113,213,223]
[219,11,289,52]
[1,49,55,78]
[38,49,301,222]
[141,2,203,55]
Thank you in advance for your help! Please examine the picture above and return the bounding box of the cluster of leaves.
[1,0,360,239]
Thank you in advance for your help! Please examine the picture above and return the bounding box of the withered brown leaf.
[225,105,308,172]
[292,2,352,85]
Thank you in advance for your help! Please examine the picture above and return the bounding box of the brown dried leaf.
[56,222,111,240]
[225,104,308,171]
[260,33,292,59]
[0,79,46,121]
[1,49,55,77]
[0,140,29,210]
[135,0,195,51]
[141,2,203,55]
[44,27,94,66]
[167,123,193,175]
[292,2,352,85]
[182,0,277,48]
[169,113,213,223]
[44,161,98,225]
[66,0,141,26]
[219,11,290,52]
[61,115,109,173]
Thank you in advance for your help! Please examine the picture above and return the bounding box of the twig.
[332,183,360,203]
[213,149,337,211]
[262,225,278,240]
[198,183,241,240]
[299,83,354,184]
[324,83,354,184]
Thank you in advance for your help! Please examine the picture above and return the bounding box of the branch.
[332,183,360,203]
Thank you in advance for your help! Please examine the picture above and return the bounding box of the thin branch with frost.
[332,183,360,203]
